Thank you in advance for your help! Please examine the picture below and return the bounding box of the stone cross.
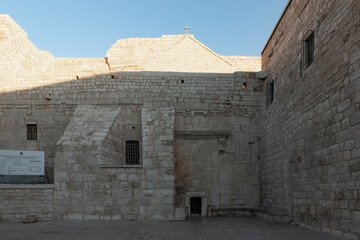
[184,25,190,34]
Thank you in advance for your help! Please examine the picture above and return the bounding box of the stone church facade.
[0,0,359,239]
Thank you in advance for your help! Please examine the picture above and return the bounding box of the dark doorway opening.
[190,197,201,215]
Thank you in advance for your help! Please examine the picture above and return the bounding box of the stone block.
[128,174,138,181]
[349,159,360,172]
[68,213,83,220]
[351,211,360,234]
[84,214,99,220]
[146,169,158,181]
[343,233,359,240]
[112,214,121,220]
[350,112,360,125]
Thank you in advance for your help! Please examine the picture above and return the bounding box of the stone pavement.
[0,217,348,240]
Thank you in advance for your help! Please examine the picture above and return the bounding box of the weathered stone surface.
[0,1,358,239]
[351,212,360,234]
[106,35,260,73]
[260,0,360,238]
[0,184,53,221]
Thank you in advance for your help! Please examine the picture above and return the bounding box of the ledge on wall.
[256,70,268,80]
[0,184,54,189]
[210,207,291,224]
[99,165,142,168]
[175,130,231,139]
[210,207,261,217]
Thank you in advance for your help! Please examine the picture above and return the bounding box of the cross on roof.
[184,25,190,34]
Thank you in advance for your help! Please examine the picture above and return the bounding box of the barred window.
[27,124,37,140]
[126,140,140,165]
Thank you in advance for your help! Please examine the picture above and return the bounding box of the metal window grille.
[27,124,37,140]
[126,140,140,165]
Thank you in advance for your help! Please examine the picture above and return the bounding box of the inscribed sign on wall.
[0,150,44,175]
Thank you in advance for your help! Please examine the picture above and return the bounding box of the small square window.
[302,31,314,69]
[126,140,140,165]
[27,124,37,140]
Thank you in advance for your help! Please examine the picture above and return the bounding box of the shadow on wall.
[0,70,260,183]
[0,69,262,221]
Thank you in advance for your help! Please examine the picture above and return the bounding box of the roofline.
[187,36,233,66]
[261,0,293,55]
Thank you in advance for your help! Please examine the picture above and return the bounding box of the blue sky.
[1,0,288,58]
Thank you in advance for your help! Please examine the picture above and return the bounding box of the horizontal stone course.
[0,184,54,221]
[0,184,54,189]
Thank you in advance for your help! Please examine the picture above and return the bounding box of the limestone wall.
[0,105,75,183]
[56,58,109,72]
[260,0,360,238]
[53,106,176,221]
[0,184,53,221]
[0,15,55,72]
[0,71,259,108]
[139,108,175,220]
[0,13,260,222]
[0,71,262,220]
[174,112,260,216]
[106,34,261,73]
[224,56,261,72]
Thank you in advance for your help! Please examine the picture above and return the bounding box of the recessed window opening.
[181,79,184,83]
[27,124,37,140]
[111,75,115,79]
[242,82,247,88]
[190,197,201,215]
[302,31,314,69]
[126,140,140,165]
[268,81,274,105]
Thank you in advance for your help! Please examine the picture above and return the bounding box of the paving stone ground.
[0,217,347,240]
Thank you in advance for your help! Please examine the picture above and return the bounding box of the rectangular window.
[27,124,37,140]
[267,81,274,105]
[126,140,140,165]
[302,31,314,69]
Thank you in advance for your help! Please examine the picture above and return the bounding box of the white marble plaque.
[0,150,44,175]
